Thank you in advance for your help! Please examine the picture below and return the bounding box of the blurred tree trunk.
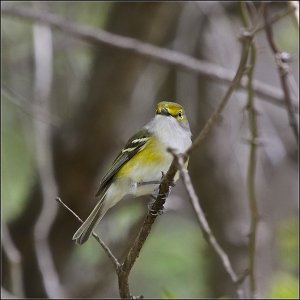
[4,2,183,297]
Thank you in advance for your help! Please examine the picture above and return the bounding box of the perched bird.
[73,101,192,245]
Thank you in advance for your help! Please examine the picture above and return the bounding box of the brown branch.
[253,4,296,33]
[55,197,120,271]
[1,3,298,113]
[174,153,246,299]
[246,44,259,299]
[263,3,299,142]
[241,2,260,297]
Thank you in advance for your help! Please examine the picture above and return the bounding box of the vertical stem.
[241,3,260,297]
[117,270,131,299]
[246,43,259,298]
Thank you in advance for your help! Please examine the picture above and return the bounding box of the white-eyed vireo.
[73,101,192,244]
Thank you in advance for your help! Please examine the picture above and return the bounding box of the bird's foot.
[147,202,165,216]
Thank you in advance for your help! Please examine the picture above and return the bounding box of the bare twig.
[174,154,246,298]
[1,221,24,297]
[241,2,260,298]
[253,4,296,33]
[246,44,259,299]
[263,3,299,142]
[31,12,66,297]
[55,197,120,270]
[1,3,298,112]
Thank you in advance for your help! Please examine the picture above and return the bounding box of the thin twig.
[1,3,298,112]
[55,197,120,270]
[241,2,260,298]
[174,154,246,299]
[246,43,259,299]
[263,3,299,142]
[253,4,296,33]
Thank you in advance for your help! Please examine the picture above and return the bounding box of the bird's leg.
[137,180,161,186]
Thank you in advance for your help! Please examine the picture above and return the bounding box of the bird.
[72,101,192,245]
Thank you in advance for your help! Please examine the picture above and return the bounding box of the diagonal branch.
[263,3,299,142]
[1,3,298,113]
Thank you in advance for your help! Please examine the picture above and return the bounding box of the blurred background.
[1,1,299,299]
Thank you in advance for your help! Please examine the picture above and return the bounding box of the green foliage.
[267,217,299,299]
[268,272,299,299]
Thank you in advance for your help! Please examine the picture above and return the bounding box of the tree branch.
[263,3,299,142]
[246,43,260,299]
[241,2,260,298]
[1,3,298,113]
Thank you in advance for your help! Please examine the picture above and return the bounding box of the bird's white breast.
[146,115,192,153]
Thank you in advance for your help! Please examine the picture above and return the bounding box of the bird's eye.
[178,111,183,118]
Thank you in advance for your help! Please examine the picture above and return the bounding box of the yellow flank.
[115,136,166,179]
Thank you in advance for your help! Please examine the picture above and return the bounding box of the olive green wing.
[95,128,151,197]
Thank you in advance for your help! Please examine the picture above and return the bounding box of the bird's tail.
[72,194,107,245]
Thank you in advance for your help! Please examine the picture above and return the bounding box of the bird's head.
[156,101,189,128]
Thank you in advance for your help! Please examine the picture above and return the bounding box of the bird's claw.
[147,202,165,216]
